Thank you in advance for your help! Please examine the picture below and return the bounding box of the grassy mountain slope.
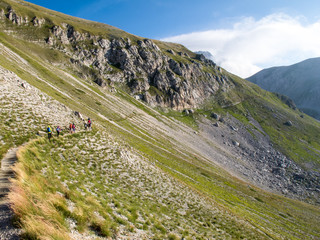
[13,132,269,239]
[0,0,320,239]
[215,73,320,169]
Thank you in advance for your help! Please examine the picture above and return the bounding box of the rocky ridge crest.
[0,6,233,110]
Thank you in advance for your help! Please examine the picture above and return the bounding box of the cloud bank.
[161,14,320,78]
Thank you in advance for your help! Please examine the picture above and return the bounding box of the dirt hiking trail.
[0,148,21,240]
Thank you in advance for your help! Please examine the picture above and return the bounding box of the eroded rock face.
[64,35,232,109]
[5,9,28,25]
[31,17,45,27]
[0,8,233,110]
[0,9,5,19]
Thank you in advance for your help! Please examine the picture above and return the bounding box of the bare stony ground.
[0,64,84,160]
[198,115,320,202]
[0,66,76,131]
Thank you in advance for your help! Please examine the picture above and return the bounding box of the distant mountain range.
[247,58,320,120]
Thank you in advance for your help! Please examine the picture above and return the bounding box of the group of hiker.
[47,118,92,141]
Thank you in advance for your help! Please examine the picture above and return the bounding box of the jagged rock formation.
[0,6,232,110]
[195,50,215,61]
[51,31,231,110]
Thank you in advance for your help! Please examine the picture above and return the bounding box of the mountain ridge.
[1,0,232,110]
[247,57,320,120]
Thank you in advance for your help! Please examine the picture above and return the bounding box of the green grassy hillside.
[12,131,269,239]
[208,73,320,170]
[0,0,320,239]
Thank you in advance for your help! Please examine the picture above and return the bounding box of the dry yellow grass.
[9,145,71,240]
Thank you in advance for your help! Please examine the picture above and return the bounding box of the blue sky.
[26,0,320,38]
[26,0,320,77]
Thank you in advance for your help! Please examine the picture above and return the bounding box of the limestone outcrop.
[0,8,233,110]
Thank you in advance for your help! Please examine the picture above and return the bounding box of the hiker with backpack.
[87,118,92,130]
[56,126,61,137]
[72,123,76,133]
[69,123,73,133]
[47,126,52,141]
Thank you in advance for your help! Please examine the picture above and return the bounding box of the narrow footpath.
[0,148,21,240]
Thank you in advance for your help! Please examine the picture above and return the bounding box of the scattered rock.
[230,125,238,131]
[134,95,142,100]
[232,140,240,147]
[272,167,286,176]
[167,49,175,55]
[284,120,293,126]
[195,54,206,62]
[211,113,220,120]
[74,111,84,121]
[183,109,194,115]
[31,16,45,27]
[293,173,306,182]
[183,109,190,115]
[21,82,28,88]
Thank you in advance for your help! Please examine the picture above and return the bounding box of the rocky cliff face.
[0,7,232,110]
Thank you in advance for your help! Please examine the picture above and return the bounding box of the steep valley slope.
[0,0,320,239]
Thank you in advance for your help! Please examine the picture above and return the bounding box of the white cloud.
[161,13,320,78]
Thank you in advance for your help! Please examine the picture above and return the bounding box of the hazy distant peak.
[247,57,320,120]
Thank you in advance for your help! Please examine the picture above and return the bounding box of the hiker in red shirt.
[87,118,92,130]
